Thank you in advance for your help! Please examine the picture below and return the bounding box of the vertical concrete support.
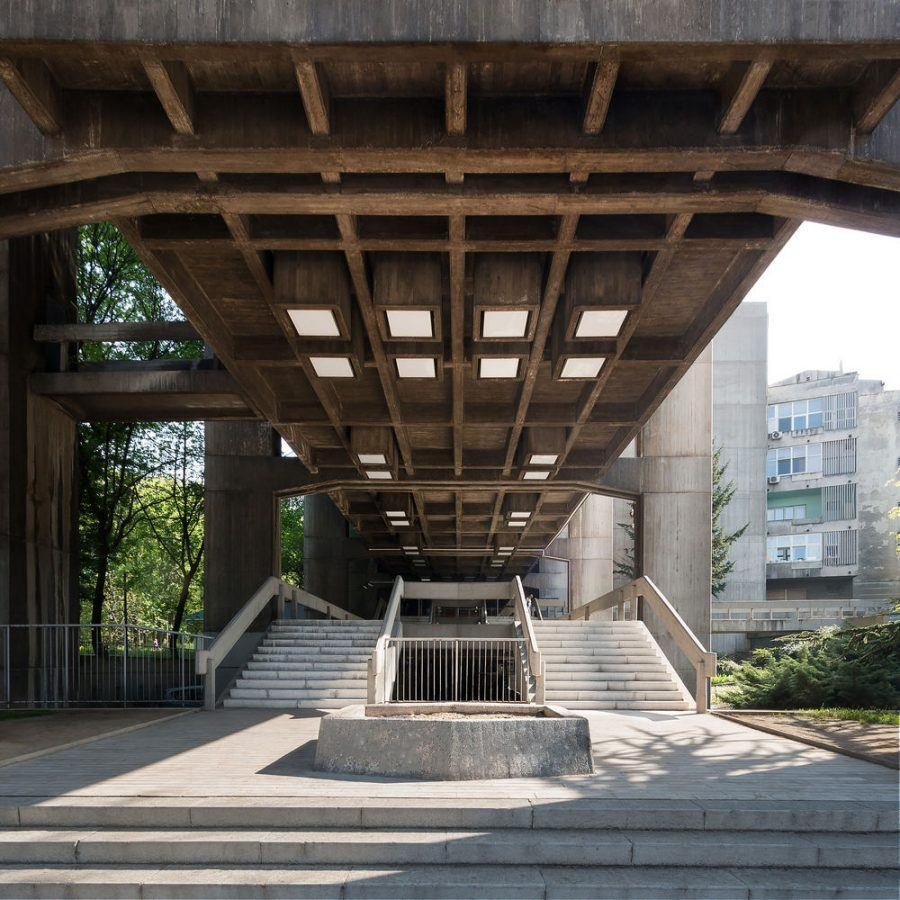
[567,494,616,615]
[712,303,768,604]
[0,234,78,629]
[303,493,376,617]
[639,345,713,688]
[203,421,279,632]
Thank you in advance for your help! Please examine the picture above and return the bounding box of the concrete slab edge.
[711,711,899,771]
[0,708,197,770]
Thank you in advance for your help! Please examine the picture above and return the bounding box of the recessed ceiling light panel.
[509,512,531,519]
[528,453,559,465]
[523,470,550,480]
[310,356,354,378]
[575,309,628,338]
[386,309,433,338]
[288,308,340,337]
[358,453,387,465]
[479,357,520,379]
[395,357,437,379]
[482,309,529,339]
[560,357,605,379]
[365,470,393,480]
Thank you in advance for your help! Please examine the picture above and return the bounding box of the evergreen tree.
[711,445,748,598]
[613,521,636,581]
[280,496,305,587]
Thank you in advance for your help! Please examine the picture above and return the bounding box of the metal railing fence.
[1,624,211,708]
[384,637,528,703]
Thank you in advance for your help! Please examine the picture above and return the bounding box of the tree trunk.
[91,553,109,655]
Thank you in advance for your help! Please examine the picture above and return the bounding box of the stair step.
[223,698,359,709]
[246,661,368,672]
[546,689,684,702]
[0,828,894,869]
[1,865,897,900]
[229,687,365,700]
[545,679,677,691]
[557,699,692,710]
[235,677,366,690]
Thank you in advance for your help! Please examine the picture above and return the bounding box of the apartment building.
[765,370,900,601]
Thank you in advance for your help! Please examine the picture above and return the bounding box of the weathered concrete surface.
[0,234,78,630]
[315,705,593,780]
[203,421,279,632]
[639,345,713,687]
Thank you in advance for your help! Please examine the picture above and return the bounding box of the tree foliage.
[711,445,749,598]
[76,223,206,638]
[723,623,900,711]
[280,496,305,587]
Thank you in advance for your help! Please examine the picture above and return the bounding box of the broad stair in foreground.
[535,619,694,710]
[0,795,896,898]
[223,619,381,709]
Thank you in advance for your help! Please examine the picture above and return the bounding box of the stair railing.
[367,575,404,704]
[196,576,358,710]
[510,576,545,704]
[566,575,716,713]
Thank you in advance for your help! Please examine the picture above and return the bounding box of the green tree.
[711,445,749,598]
[76,222,204,637]
[613,520,636,581]
[280,496,305,587]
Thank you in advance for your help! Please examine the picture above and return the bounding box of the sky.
[743,222,900,390]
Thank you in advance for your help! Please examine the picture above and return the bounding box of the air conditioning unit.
[768,431,783,440]
[767,475,780,485]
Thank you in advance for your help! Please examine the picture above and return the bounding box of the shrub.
[722,622,900,711]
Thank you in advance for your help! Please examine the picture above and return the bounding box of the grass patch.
[779,708,899,726]
[0,709,57,721]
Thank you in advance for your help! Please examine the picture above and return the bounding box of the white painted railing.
[567,575,716,713]
[510,576,545,703]
[367,575,404,703]
[196,576,358,710]
[368,578,545,704]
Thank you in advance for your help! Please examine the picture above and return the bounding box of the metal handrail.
[567,575,716,713]
[367,575,404,703]
[510,575,545,703]
[196,576,358,709]
[383,637,528,703]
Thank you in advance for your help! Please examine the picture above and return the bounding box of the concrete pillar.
[203,421,279,632]
[0,234,78,629]
[567,494,616,614]
[303,493,377,617]
[638,345,713,685]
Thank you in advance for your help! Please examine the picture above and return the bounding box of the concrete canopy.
[1,0,898,579]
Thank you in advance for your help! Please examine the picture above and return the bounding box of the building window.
[766,444,823,478]
[767,398,825,432]
[767,533,822,564]
[767,504,807,522]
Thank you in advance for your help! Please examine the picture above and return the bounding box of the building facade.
[765,370,900,602]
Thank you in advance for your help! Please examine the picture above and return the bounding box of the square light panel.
[391,519,410,527]
[310,356,354,378]
[576,309,628,337]
[528,454,558,465]
[479,357,520,379]
[509,512,531,519]
[365,470,393,480]
[560,357,605,379]
[287,308,340,337]
[386,309,433,338]
[509,521,527,527]
[482,309,529,338]
[395,357,437,379]
[385,510,406,517]
[358,453,387,465]
[523,470,550,480]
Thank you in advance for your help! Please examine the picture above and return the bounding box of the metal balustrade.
[1,624,211,708]
[382,637,529,703]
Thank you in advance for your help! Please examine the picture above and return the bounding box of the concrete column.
[203,421,279,632]
[638,345,713,685]
[303,492,376,617]
[0,234,78,629]
[568,494,616,615]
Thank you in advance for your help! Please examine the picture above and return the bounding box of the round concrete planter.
[314,703,594,780]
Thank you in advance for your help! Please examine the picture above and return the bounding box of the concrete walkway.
[0,708,893,803]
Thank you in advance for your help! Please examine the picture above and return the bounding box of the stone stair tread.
[1,865,897,900]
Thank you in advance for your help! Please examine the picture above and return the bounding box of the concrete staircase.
[535,619,693,710]
[0,796,896,898]
[222,619,381,709]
